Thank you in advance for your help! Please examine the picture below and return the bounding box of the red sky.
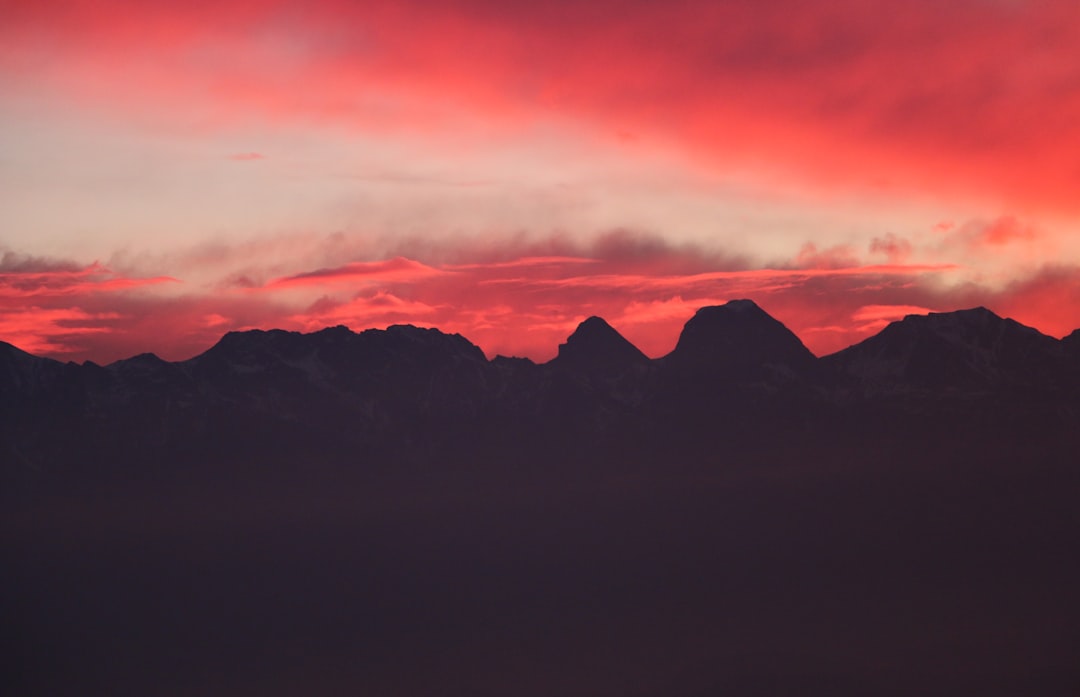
[2,0,1079,362]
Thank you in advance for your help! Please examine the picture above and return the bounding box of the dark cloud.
[0,251,83,274]
[869,233,912,263]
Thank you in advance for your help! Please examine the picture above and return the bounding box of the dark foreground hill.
[3,301,1080,696]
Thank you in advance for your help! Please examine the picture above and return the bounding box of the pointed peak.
[576,315,614,330]
[553,316,648,370]
[567,315,620,341]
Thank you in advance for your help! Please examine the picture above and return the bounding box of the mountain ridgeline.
[3,299,1078,486]
[6,300,1080,697]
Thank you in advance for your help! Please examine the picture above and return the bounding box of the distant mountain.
[549,316,649,375]
[7,302,1080,697]
[664,299,817,380]
[2,301,1079,484]
[0,340,68,398]
[821,307,1068,392]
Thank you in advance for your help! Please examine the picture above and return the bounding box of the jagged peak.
[563,316,630,347]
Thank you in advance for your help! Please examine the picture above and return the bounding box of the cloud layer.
[3,234,1078,364]
[5,0,1080,211]
[3,1,1079,360]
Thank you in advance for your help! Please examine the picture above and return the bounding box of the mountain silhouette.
[4,301,1076,481]
[822,306,1068,392]
[550,316,649,375]
[5,302,1080,697]
[664,299,817,379]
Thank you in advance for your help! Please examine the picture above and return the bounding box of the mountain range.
[5,300,1080,697]
[3,299,1078,485]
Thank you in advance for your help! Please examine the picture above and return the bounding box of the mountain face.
[550,316,649,375]
[6,304,1080,697]
[2,302,1079,482]
[822,307,1069,392]
[0,340,69,398]
[664,300,817,380]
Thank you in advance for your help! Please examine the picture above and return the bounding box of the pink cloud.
[868,234,913,263]
[851,304,936,332]
[5,0,1080,215]
[0,307,120,356]
[264,257,445,289]
[291,291,438,331]
[0,259,176,298]
[2,239,1079,364]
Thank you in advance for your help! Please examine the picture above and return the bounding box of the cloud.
[0,258,176,298]
[851,304,936,332]
[6,0,1080,214]
[0,307,120,356]
[264,257,444,289]
[949,216,1040,252]
[291,291,438,331]
[3,236,1079,364]
[228,152,264,161]
[868,234,913,263]
[0,251,83,274]
[792,243,861,270]
[990,265,1080,339]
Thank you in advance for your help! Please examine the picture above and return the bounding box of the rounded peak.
[669,300,815,372]
[577,315,614,329]
[121,352,166,365]
[720,298,762,312]
[693,299,765,318]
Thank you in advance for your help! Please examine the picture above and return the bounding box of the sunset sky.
[3,0,1079,363]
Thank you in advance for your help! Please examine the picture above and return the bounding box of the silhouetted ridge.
[823,306,1064,390]
[551,316,648,373]
[665,299,816,378]
[188,324,486,374]
[377,324,489,364]
[1,340,69,398]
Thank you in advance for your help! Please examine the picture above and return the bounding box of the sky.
[2,0,1080,363]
